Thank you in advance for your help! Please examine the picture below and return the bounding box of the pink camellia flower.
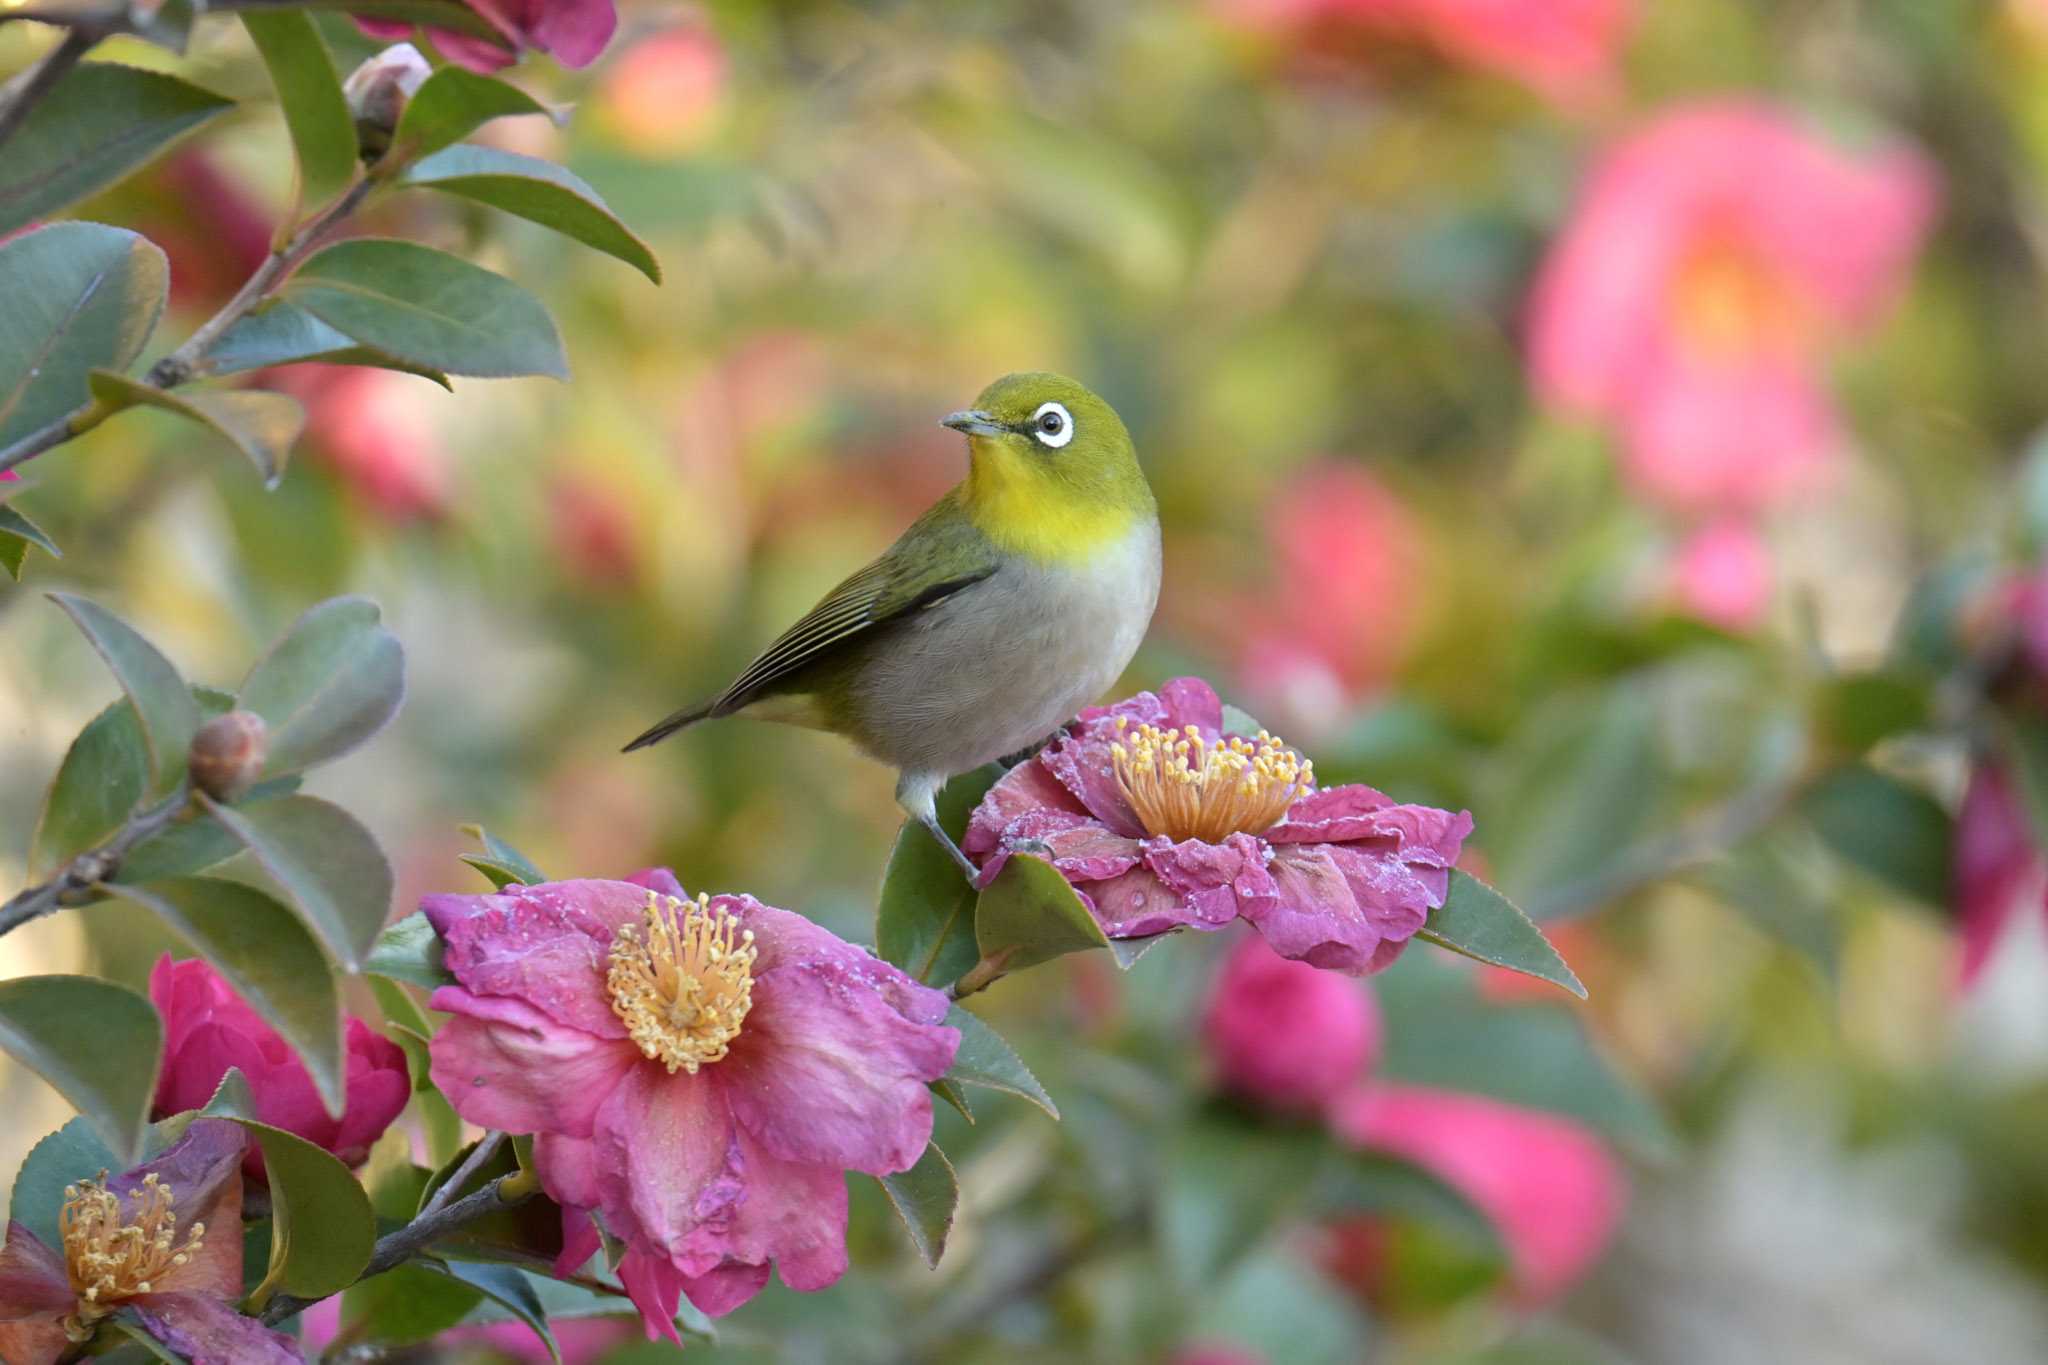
[1529,101,1937,516]
[1669,517,1773,630]
[272,366,450,522]
[0,1120,302,1363]
[421,868,960,1341]
[597,25,728,157]
[1202,935,1381,1109]
[965,678,1472,975]
[150,957,411,1171]
[1330,1083,1627,1305]
[1953,761,2044,988]
[357,0,617,74]
[1220,0,1632,107]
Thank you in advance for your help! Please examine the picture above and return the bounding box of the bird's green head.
[944,372,1154,564]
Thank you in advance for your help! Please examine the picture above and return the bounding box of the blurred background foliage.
[9,0,2048,1360]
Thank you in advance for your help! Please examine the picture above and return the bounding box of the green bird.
[625,372,1161,878]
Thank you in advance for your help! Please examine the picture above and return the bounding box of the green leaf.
[107,1313,187,1363]
[0,65,231,237]
[298,0,503,39]
[972,852,1110,978]
[0,976,162,1164]
[1,222,168,454]
[386,66,549,164]
[1417,870,1585,999]
[1799,762,1953,909]
[416,1136,561,1263]
[877,764,999,986]
[88,370,306,486]
[930,1077,973,1123]
[201,794,392,971]
[9,1116,118,1250]
[428,1261,560,1364]
[366,911,453,989]
[31,685,231,878]
[238,595,406,775]
[399,146,661,282]
[1817,672,1931,755]
[193,1073,375,1300]
[285,239,567,380]
[460,823,546,885]
[241,11,359,216]
[1317,1150,1501,1253]
[201,300,452,387]
[1488,684,1660,908]
[49,592,200,794]
[0,501,60,579]
[367,978,461,1165]
[942,1004,1057,1119]
[343,1261,482,1347]
[105,878,347,1116]
[875,1142,957,1269]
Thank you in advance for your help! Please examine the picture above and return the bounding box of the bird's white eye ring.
[1031,401,1074,449]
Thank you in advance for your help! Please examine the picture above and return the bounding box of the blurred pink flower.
[442,1316,639,1363]
[1202,935,1381,1109]
[1529,101,1937,515]
[550,478,641,589]
[150,956,410,1173]
[1238,463,1422,731]
[152,153,273,311]
[598,25,727,156]
[965,678,1471,974]
[1331,1083,1627,1305]
[2004,561,2048,678]
[421,869,958,1340]
[1954,761,2044,988]
[1221,0,1632,106]
[0,1121,301,1364]
[358,0,617,73]
[275,366,450,522]
[1669,518,1772,629]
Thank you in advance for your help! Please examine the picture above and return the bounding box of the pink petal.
[534,1134,605,1213]
[526,0,618,67]
[554,1205,604,1279]
[129,1292,306,1364]
[1955,761,2041,988]
[732,897,951,1027]
[722,954,957,1175]
[0,1221,73,1321]
[1142,833,1276,928]
[678,1260,773,1317]
[1084,864,1236,938]
[592,1065,746,1273]
[124,1121,248,1301]
[422,882,650,1039]
[1266,786,1472,861]
[722,1129,849,1292]
[618,1248,688,1345]
[427,988,639,1139]
[964,761,1089,858]
[1244,842,1438,975]
[329,1020,412,1165]
[1202,934,1381,1110]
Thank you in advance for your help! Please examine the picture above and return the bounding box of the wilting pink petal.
[128,1293,303,1364]
[1202,935,1381,1109]
[0,1221,74,1365]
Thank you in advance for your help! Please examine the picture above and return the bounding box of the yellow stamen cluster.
[607,890,758,1074]
[59,1172,204,1337]
[1110,717,1312,843]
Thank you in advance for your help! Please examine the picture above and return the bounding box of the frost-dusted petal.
[1084,864,1234,938]
[0,1221,72,1355]
[724,956,958,1174]
[1244,844,1383,974]
[1157,676,1227,733]
[427,988,638,1139]
[1000,809,1142,883]
[1266,785,1472,863]
[1037,727,1147,838]
[732,898,951,1027]
[724,1130,849,1292]
[129,1291,305,1364]
[593,1065,745,1274]
[679,1260,773,1317]
[422,881,651,1039]
[964,761,1088,857]
[1141,833,1273,930]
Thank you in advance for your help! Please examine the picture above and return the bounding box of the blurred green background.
[9,0,2048,1360]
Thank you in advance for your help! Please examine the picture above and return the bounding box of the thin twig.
[0,786,190,938]
[259,1171,538,1326]
[420,1131,505,1217]
[0,25,96,155]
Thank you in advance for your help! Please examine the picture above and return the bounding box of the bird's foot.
[920,813,983,887]
[997,734,1056,770]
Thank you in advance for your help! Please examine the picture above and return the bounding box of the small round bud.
[188,711,268,803]
[342,44,431,158]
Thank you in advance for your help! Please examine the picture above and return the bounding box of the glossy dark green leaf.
[0,223,167,453]
[251,1121,378,1297]
[460,823,546,885]
[9,1116,119,1250]
[0,65,231,236]
[876,1142,957,1270]
[1417,870,1585,999]
[365,911,453,989]
[298,0,502,38]
[238,596,406,775]
[88,370,306,486]
[399,146,661,282]
[1106,930,1176,969]
[343,1261,482,1347]
[1800,762,1952,909]
[202,794,393,971]
[201,300,451,387]
[285,239,567,380]
[973,852,1110,977]
[386,66,549,164]
[0,975,162,1163]
[366,977,460,1164]
[943,1004,1057,1119]
[241,11,359,215]
[105,878,347,1116]
[0,502,59,579]
[430,1261,560,1364]
[930,1077,973,1123]
[49,592,200,794]
[877,764,999,986]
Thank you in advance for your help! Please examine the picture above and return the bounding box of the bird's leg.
[898,772,982,887]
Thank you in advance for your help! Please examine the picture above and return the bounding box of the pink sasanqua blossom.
[1529,101,1937,516]
[1202,935,1382,1110]
[420,869,959,1342]
[966,678,1471,975]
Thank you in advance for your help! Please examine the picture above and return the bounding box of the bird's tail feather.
[622,703,715,753]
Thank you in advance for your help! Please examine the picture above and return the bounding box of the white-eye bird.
[624,372,1161,878]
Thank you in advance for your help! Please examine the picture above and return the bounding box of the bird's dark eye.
[1029,400,1075,447]
[1039,411,1064,434]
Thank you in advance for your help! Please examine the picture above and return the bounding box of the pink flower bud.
[149,956,411,1173]
[342,43,431,153]
[187,710,268,803]
[1201,935,1380,1111]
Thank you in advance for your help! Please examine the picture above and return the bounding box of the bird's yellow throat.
[960,436,1148,567]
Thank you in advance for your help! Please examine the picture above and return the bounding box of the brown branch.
[0,786,190,938]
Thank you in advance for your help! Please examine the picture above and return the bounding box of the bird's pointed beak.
[941,409,1006,437]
